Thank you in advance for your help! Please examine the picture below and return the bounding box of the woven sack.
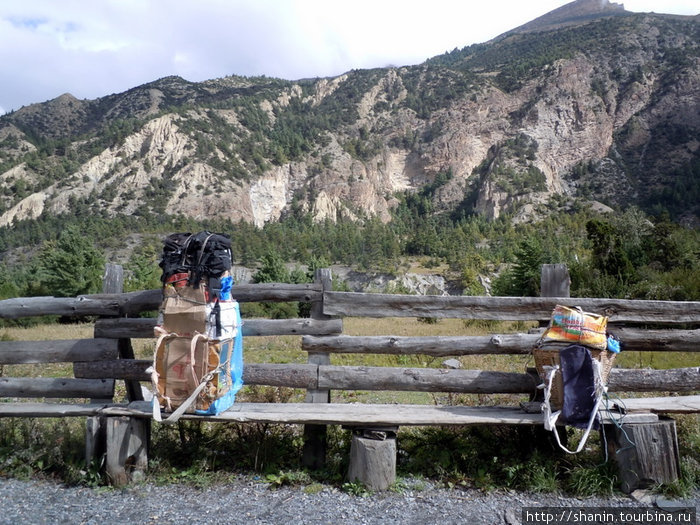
[540,305,608,350]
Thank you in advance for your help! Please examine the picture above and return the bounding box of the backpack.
[150,231,243,423]
[533,305,618,454]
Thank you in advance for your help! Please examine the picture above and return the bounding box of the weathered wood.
[318,366,537,393]
[75,359,151,380]
[93,317,157,338]
[303,330,700,355]
[0,402,113,417]
[94,317,343,338]
[99,263,143,403]
[322,292,700,325]
[0,377,115,398]
[0,296,121,319]
[0,339,119,364]
[303,268,334,469]
[610,328,700,352]
[72,360,700,393]
[304,334,536,355]
[242,318,343,336]
[85,283,324,316]
[2,396,696,420]
[608,367,700,392]
[102,264,124,295]
[347,432,396,490]
[244,363,319,389]
[105,416,149,487]
[606,418,680,493]
[75,360,320,388]
[85,416,107,466]
[103,401,551,425]
[605,395,700,413]
[310,268,333,320]
[541,264,570,298]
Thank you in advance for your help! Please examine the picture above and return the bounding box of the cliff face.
[1,10,698,229]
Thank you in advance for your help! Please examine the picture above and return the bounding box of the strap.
[158,361,226,425]
[150,329,178,419]
[540,361,605,454]
[190,233,215,287]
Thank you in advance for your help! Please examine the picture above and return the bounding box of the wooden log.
[0,296,121,319]
[244,363,319,389]
[242,318,343,336]
[86,283,324,316]
[75,359,152,380]
[75,360,320,388]
[322,292,700,325]
[303,334,536,355]
[610,328,700,352]
[0,339,119,364]
[318,366,537,394]
[303,331,700,355]
[105,416,149,487]
[71,360,699,394]
[94,317,343,339]
[347,430,396,491]
[0,377,115,398]
[608,367,700,392]
[605,418,680,494]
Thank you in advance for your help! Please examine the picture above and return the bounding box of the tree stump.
[347,428,397,491]
[105,417,149,487]
[605,417,680,493]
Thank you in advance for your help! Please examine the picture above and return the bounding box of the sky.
[0,0,698,115]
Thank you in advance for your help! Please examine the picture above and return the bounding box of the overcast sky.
[0,0,697,115]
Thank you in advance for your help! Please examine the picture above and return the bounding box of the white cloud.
[0,0,697,113]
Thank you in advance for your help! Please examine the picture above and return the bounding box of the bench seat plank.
[102,400,678,425]
[2,396,696,424]
[0,403,112,417]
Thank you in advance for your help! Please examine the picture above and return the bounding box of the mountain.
[0,1,698,236]
[509,0,627,34]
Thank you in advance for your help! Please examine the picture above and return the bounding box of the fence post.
[540,263,570,298]
[535,264,570,447]
[91,263,149,486]
[302,268,332,470]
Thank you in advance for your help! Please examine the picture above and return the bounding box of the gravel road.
[0,476,697,525]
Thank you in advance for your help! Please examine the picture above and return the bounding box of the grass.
[0,319,698,496]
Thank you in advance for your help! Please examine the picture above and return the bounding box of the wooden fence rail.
[322,292,700,325]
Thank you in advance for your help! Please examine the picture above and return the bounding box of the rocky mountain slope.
[0,0,698,232]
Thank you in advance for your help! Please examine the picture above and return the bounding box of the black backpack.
[159,231,232,288]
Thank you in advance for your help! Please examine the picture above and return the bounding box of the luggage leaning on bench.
[149,231,244,423]
[532,305,621,453]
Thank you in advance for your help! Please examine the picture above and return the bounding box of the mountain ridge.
[0,7,698,234]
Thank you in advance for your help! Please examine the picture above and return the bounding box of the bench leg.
[105,416,150,487]
[347,428,397,491]
[85,416,107,467]
[604,417,680,494]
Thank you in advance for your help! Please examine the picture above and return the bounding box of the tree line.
[1,196,697,314]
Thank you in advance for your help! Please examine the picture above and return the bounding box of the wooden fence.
[1,264,699,489]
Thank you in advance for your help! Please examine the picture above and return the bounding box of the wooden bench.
[1,266,698,491]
